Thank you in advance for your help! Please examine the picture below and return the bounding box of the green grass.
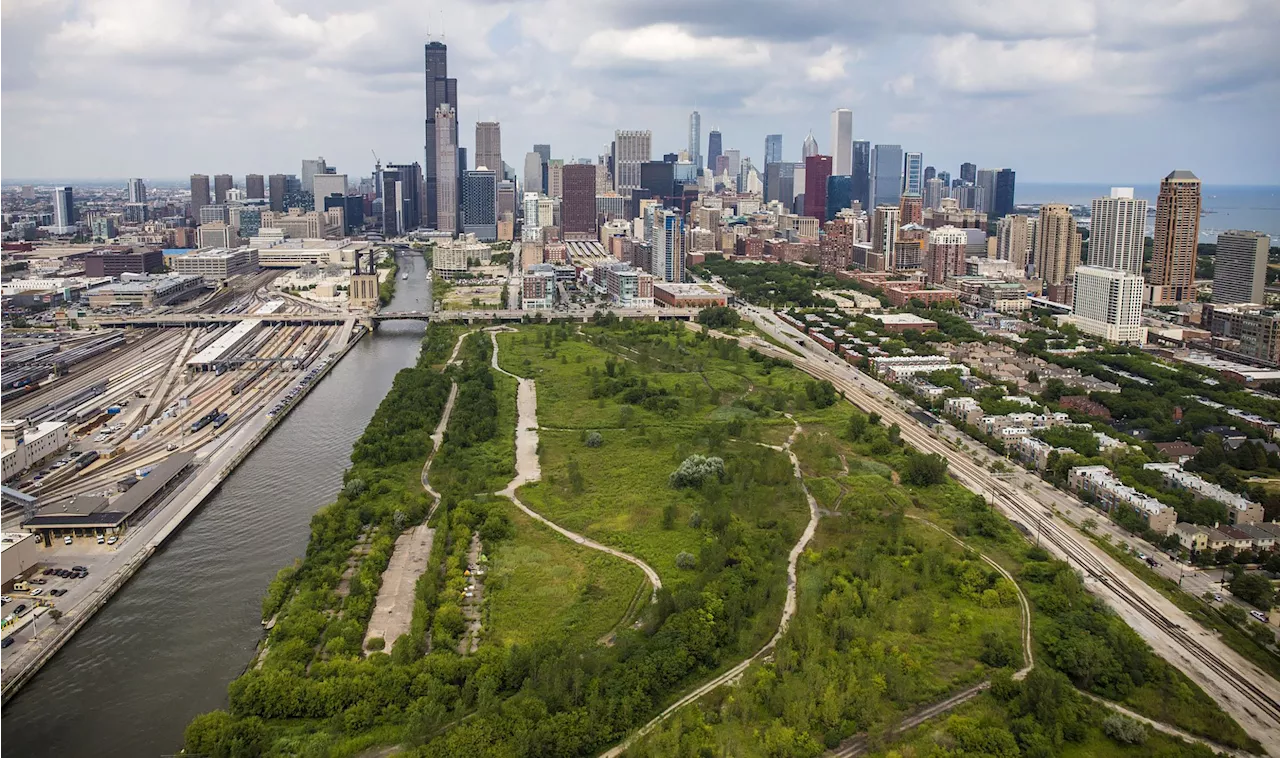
[484,501,646,648]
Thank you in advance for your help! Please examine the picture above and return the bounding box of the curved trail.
[421,330,475,520]
[601,414,821,758]
[487,329,663,599]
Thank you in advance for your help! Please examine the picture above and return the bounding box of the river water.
[1,254,430,757]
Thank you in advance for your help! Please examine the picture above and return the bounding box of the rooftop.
[868,313,937,326]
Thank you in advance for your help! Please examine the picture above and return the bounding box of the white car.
[107,536,118,545]
[63,536,73,545]
[30,588,43,596]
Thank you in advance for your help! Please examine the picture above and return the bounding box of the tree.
[696,306,740,329]
[670,455,726,488]
[847,413,868,441]
[584,431,603,448]
[1102,713,1148,745]
[1230,573,1276,610]
[902,452,948,486]
[675,551,697,569]
[806,380,837,408]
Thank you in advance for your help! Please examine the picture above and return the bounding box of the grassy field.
[484,501,647,648]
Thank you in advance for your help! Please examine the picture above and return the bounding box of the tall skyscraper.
[765,162,796,206]
[547,159,564,199]
[213,174,233,204]
[1088,187,1147,274]
[830,109,853,175]
[996,214,1032,272]
[1073,266,1147,344]
[923,177,945,210]
[435,103,459,235]
[706,129,722,172]
[613,130,652,195]
[523,152,543,195]
[872,205,900,270]
[126,178,146,204]
[826,175,854,221]
[268,174,286,212]
[312,173,348,212]
[803,155,833,221]
[974,169,996,215]
[688,111,702,170]
[902,152,923,196]
[870,144,903,208]
[1035,203,1082,302]
[244,174,264,200]
[190,174,211,221]
[300,158,327,194]
[923,166,936,184]
[1148,169,1202,305]
[533,143,551,192]
[960,162,977,185]
[937,170,951,187]
[852,140,871,213]
[994,169,1016,218]
[475,121,502,174]
[424,41,459,230]
[765,134,783,166]
[648,207,684,283]
[387,162,423,232]
[562,163,597,238]
[52,186,75,230]
[899,193,923,226]
[461,168,498,241]
[1212,230,1270,304]
[802,132,820,158]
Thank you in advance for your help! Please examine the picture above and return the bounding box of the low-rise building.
[653,282,728,308]
[83,248,163,277]
[867,313,937,334]
[170,247,259,281]
[1142,462,1264,524]
[521,265,556,310]
[943,396,985,426]
[1,420,70,482]
[85,274,205,308]
[1012,436,1074,471]
[1068,465,1177,535]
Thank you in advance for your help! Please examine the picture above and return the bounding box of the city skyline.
[3,1,1278,183]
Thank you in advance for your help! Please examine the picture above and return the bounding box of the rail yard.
[0,270,364,699]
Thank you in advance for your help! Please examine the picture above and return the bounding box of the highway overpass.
[93,308,701,329]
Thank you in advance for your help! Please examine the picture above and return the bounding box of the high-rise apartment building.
[435,104,459,235]
[706,129,722,172]
[1213,230,1271,304]
[213,174,233,204]
[830,109,853,175]
[960,162,977,185]
[852,140,871,212]
[803,155,833,222]
[871,144,903,208]
[424,42,459,230]
[236,176,259,202]
[1148,170,1201,305]
[561,163,597,238]
[1072,266,1146,344]
[765,134,783,166]
[312,173,348,212]
[300,158,327,194]
[688,111,702,170]
[648,207,684,283]
[461,168,498,241]
[1035,203,1082,302]
[899,193,923,227]
[902,152,923,196]
[974,169,996,215]
[923,177,945,210]
[926,226,968,285]
[872,205,900,270]
[802,132,819,158]
[52,186,75,231]
[613,130,652,195]
[127,178,146,204]
[996,214,1032,271]
[475,121,502,175]
[267,174,286,212]
[190,175,211,221]
[1088,187,1147,273]
[924,166,936,184]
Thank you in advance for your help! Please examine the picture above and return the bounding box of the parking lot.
[2,547,117,649]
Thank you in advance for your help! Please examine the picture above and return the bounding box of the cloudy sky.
[3,0,1279,185]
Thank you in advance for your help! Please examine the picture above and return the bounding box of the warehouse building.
[2,420,72,483]
[85,274,205,308]
[170,247,259,281]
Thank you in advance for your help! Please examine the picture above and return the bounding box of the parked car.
[72,566,87,572]
[96,535,105,544]
[30,589,43,596]
[1,636,13,648]
[107,536,118,545]
[1214,594,1224,602]
[63,536,73,545]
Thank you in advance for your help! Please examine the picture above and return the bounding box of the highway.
[94,306,701,328]
[734,304,1280,753]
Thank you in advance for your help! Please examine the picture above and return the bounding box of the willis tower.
[424,41,458,230]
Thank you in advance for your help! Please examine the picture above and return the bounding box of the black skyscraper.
[960,162,977,185]
[852,140,871,212]
[424,42,458,230]
[993,169,1016,219]
[706,130,722,172]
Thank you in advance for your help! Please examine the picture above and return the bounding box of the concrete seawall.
[1,326,368,703]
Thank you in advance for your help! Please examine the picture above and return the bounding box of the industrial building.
[1,532,38,586]
[1,420,70,483]
[84,274,206,308]
[169,247,259,281]
[22,452,195,544]
[83,248,164,278]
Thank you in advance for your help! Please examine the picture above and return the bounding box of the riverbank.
[0,324,368,703]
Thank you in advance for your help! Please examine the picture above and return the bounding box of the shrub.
[669,455,726,488]
[675,551,698,570]
[1102,713,1148,745]
[366,637,385,652]
[585,431,603,448]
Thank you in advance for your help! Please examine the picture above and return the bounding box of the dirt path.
[363,523,434,651]
[601,414,821,757]
[487,329,663,599]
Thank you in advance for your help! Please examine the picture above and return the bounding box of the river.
[1,254,431,757]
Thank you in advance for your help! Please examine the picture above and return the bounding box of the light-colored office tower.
[764,134,783,166]
[523,152,543,195]
[1072,266,1147,344]
[923,177,945,210]
[925,225,968,284]
[688,111,701,170]
[975,168,997,215]
[547,159,564,199]
[872,204,900,270]
[802,132,819,158]
[1088,187,1147,273]
[996,214,1032,271]
[902,152,923,196]
[648,207,684,283]
[596,161,610,195]
[301,158,327,194]
[53,186,75,230]
[127,178,147,203]
[613,130,652,194]
[870,144,903,208]
[830,109,853,175]
[723,149,741,180]
[475,121,502,175]
[1035,203,1082,302]
[435,104,459,234]
[1148,169,1202,305]
[1212,230,1271,304]
[312,173,348,211]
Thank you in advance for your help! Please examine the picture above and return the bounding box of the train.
[72,450,99,472]
[189,407,221,433]
[212,412,230,429]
